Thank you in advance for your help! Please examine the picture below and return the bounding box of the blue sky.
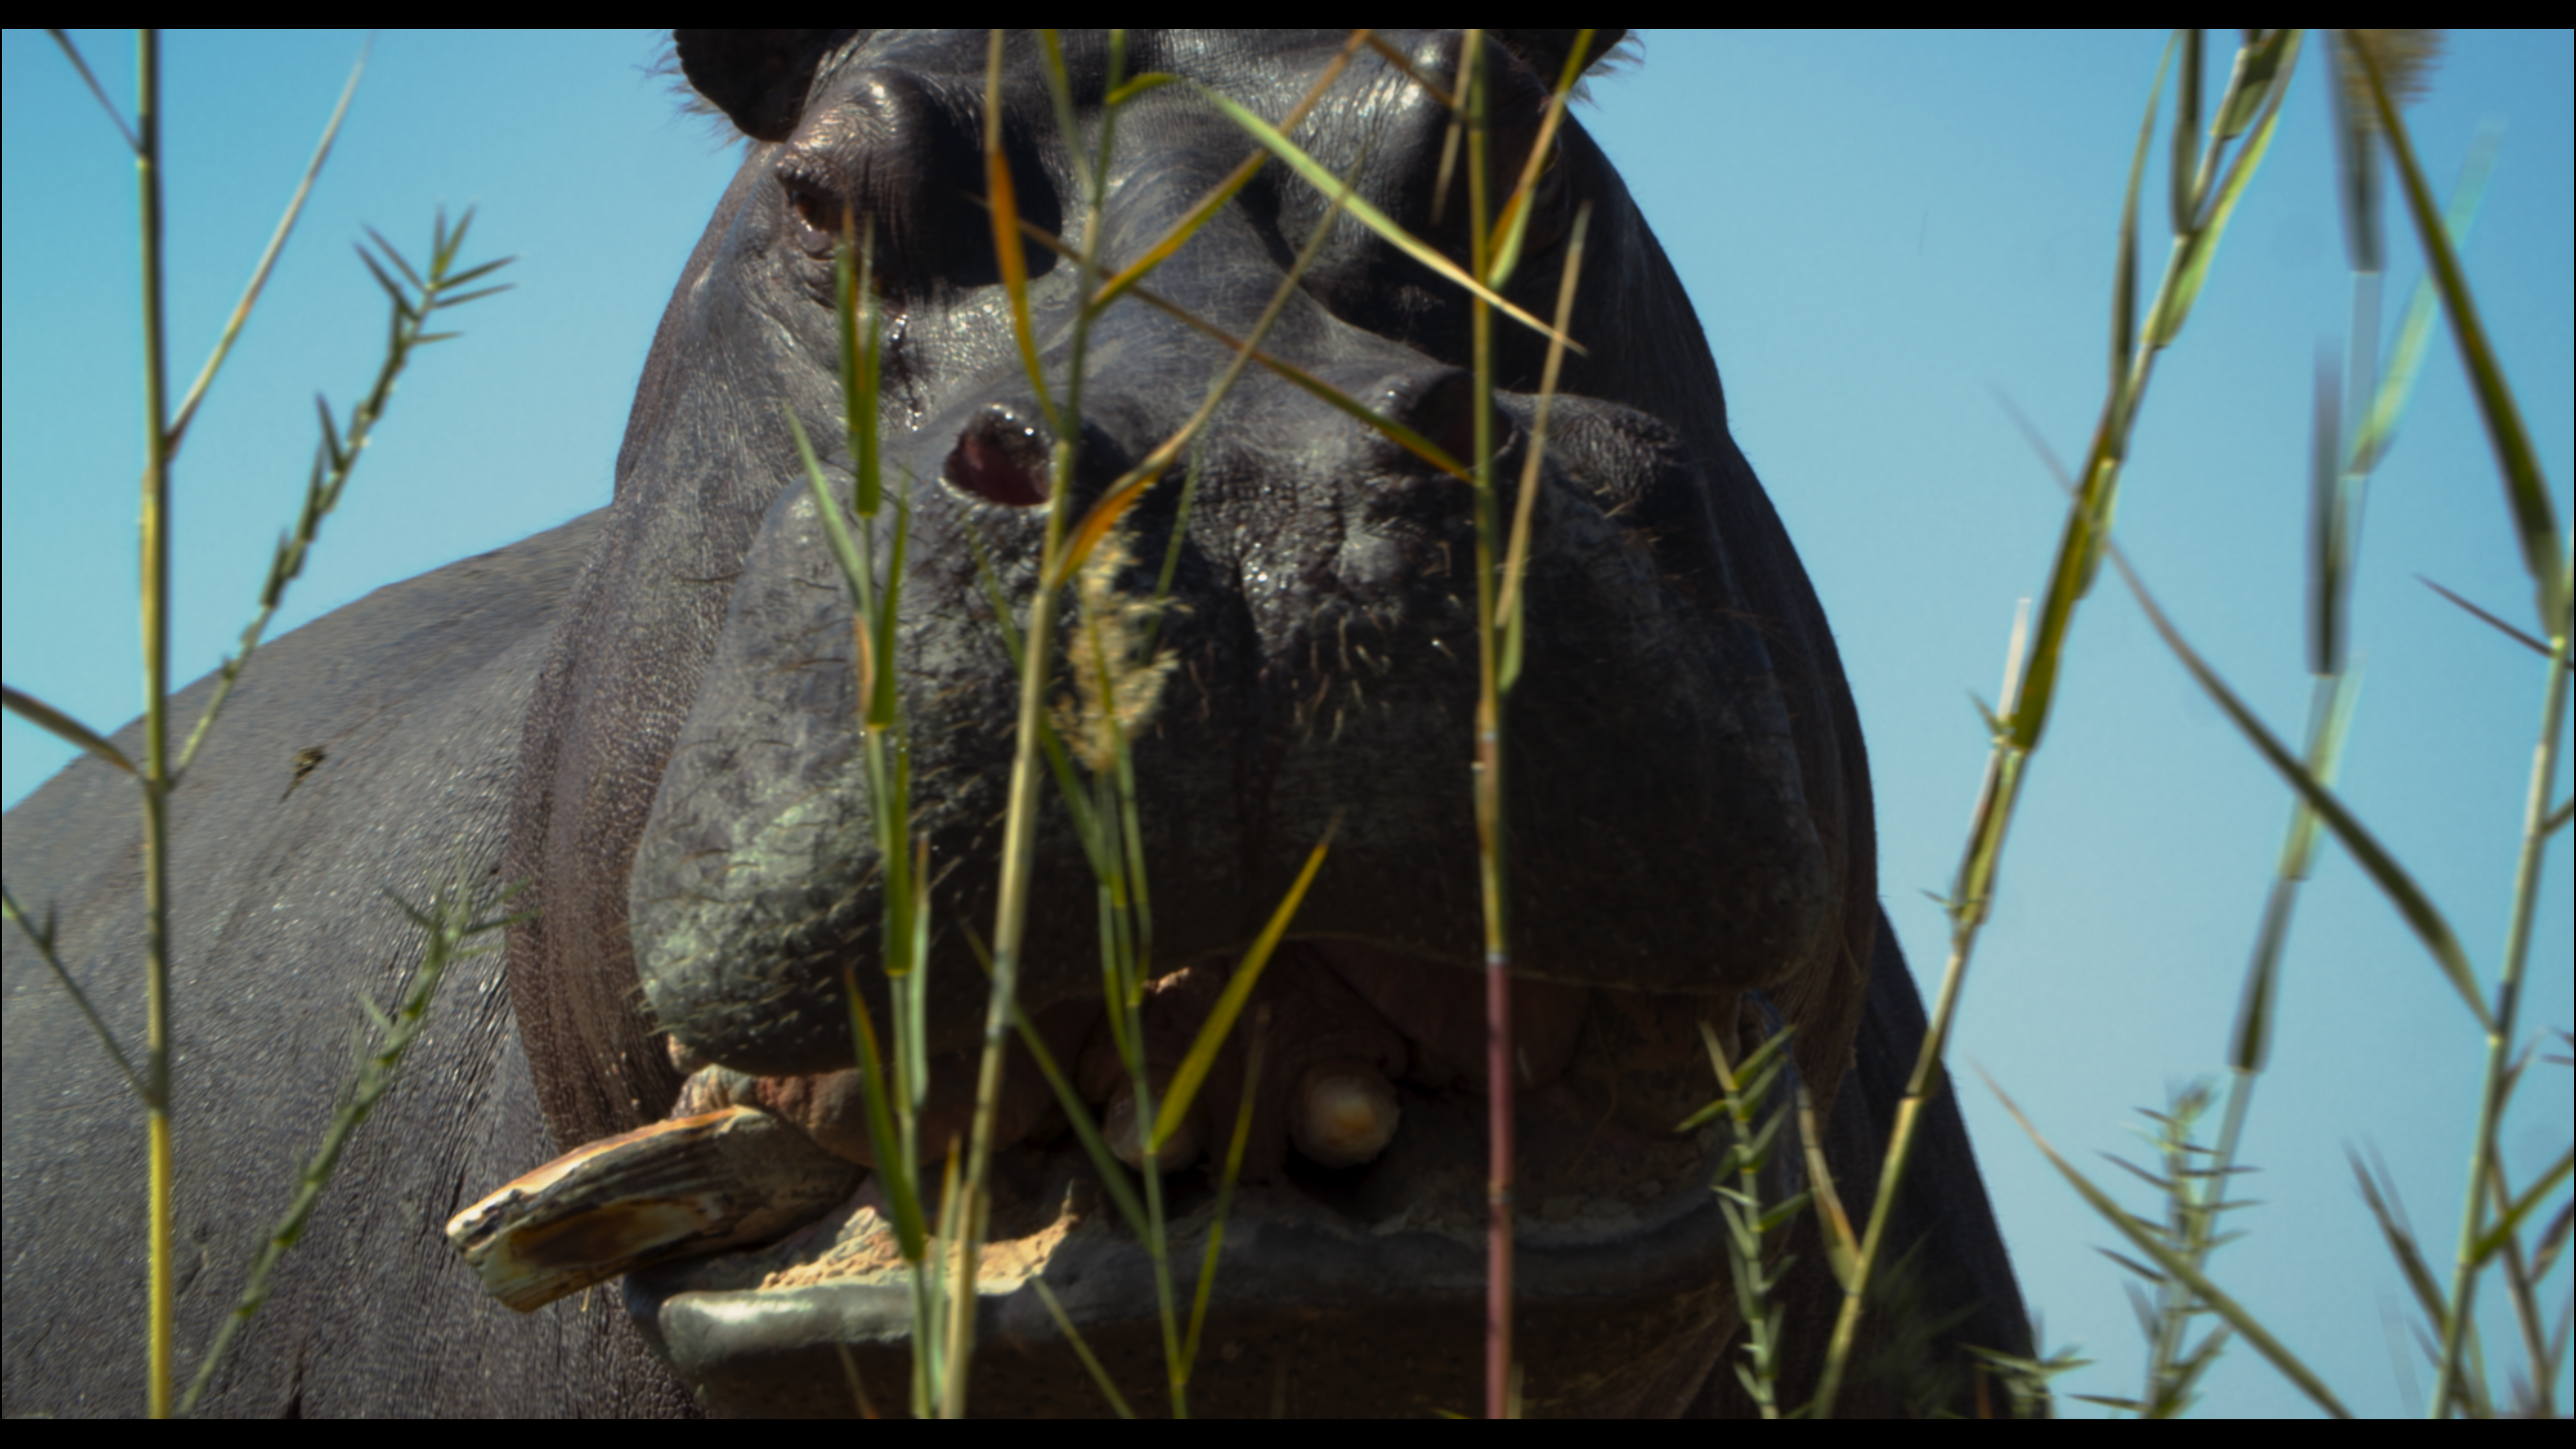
[5,30,2569,1416]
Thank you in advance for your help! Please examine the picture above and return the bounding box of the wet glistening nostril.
[943,412,1050,508]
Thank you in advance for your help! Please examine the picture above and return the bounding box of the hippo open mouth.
[457,937,1804,1416]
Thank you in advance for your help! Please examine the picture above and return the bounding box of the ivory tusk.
[444,1106,860,1313]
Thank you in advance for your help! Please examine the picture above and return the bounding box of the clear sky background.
[5,30,2569,1417]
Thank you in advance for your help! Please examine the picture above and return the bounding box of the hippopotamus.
[3,29,2027,1416]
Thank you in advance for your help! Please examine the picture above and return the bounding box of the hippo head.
[500,29,1877,1416]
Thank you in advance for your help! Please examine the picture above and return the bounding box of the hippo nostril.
[943,408,1050,508]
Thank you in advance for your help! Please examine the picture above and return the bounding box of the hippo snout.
[631,380,1831,1080]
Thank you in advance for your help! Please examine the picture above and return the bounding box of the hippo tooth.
[1289,1058,1402,1169]
[444,1106,861,1313]
[665,1033,713,1075]
[1101,1082,1204,1173]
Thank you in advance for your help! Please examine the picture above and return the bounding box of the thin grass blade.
[2532,1199,2573,1278]
[870,494,910,733]
[2011,426,2119,749]
[1005,1001,1149,1238]
[2109,35,2175,398]
[1497,202,1589,693]
[1154,288,1476,479]
[2327,30,2383,278]
[845,980,927,1262]
[3,884,144,1097]
[1796,1085,1861,1290]
[168,44,364,453]
[2309,351,2350,676]
[1193,87,1578,354]
[1016,209,1476,499]
[2106,542,2492,1029]
[2232,672,2360,1075]
[2216,31,2295,140]
[1152,834,1331,1151]
[2153,31,2303,347]
[1105,71,1174,109]
[2418,575,2552,658]
[2351,125,2500,476]
[785,413,871,609]
[3,685,136,775]
[1484,29,1588,289]
[1358,31,1458,109]
[1092,32,1370,311]
[984,31,1057,438]
[2170,30,2204,234]
[1988,1071,2352,1417]
[1029,1278,1135,1417]
[362,226,425,293]
[2470,1149,2573,1264]
[2353,1149,2454,1343]
[834,229,870,511]
[179,871,492,1415]
[2354,37,2566,633]
[1036,32,1088,203]
[1183,1007,1268,1380]
[49,29,140,150]
[1038,130,1392,591]
[1055,476,1156,590]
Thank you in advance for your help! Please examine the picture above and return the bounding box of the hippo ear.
[1489,28,1630,85]
[675,29,856,142]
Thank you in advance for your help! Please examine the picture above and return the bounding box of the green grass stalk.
[2429,623,2569,1416]
[939,27,1143,1414]
[783,30,1694,1415]
[1989,1066,2353,1415]
[1456,30,1591,1416]
[2,32,508,1417]
[133,30,175,1418]
[179,872,524,1414]
[1454,32,1522,1421]
[2135,99,2495,1416]
[955,37,1427,1413]
[2345,32,2576,1417]
[1682,1018,1805,1418]
[1810,30,2306,1417]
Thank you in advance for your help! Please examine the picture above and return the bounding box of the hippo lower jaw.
[613,954,1805,1418]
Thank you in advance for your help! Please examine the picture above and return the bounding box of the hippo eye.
[778,168,850,259]
[772,73,1061,297]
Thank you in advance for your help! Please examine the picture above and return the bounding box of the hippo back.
[1,513,692,1416]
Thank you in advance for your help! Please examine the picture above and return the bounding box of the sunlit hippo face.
[493,27,1889,1416]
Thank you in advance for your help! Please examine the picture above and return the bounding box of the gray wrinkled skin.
[5,30,2027,1416]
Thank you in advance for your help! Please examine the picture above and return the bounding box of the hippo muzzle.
[608,356,1831,1413]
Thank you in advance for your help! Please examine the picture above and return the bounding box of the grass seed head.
[1058,527,1176,773]
[2333,30,2447,131]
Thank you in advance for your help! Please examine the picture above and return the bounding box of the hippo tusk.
[445,1106,861,1313]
